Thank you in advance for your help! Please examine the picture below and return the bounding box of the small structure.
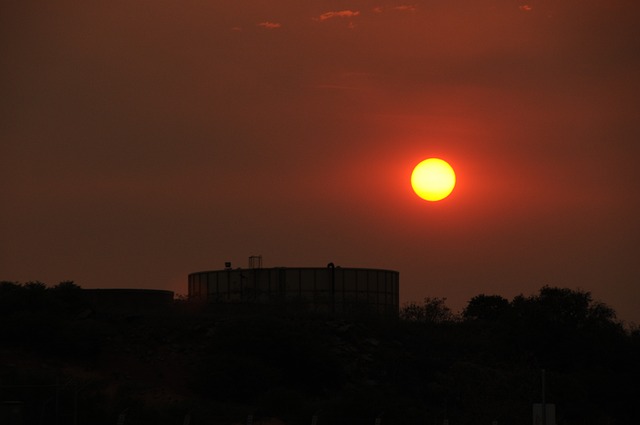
[188,264,399,315]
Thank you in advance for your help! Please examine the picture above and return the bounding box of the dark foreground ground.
[1,282,639,425]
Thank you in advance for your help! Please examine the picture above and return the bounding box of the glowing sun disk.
[411,158,456,201]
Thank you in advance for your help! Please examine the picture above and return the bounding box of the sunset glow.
[2,0,639,326]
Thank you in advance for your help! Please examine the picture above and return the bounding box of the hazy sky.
[2,1,639,322]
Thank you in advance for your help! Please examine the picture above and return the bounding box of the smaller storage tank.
[81,289,174,316]
[188,265,399,315]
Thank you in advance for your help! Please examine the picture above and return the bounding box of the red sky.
[2,1,639,323]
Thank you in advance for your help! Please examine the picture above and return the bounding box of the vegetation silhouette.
[0,281,638,425]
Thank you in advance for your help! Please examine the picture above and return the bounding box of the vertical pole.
[55,377,60,425]
[328,263,335,314]
[74,385,79,425]
[541,369,546,425]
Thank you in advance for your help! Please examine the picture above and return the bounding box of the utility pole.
[541,369,546,425]
[74,385,79,425]
[55,377,60,425]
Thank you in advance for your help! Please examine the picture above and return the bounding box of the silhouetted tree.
[0,281,23,316]
[399,301,426,322]
[52,280,81,291]
[462,294,510,321]
[51,280,83,313]
[400,297,457,323]
[511,286,618,327]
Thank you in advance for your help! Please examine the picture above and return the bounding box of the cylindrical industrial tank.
[188,266,399,315]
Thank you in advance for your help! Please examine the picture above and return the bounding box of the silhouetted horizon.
[1,280,638,424]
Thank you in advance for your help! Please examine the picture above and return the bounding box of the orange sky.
[2,1,639,322]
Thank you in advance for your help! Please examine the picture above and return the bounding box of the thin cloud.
[519,5,533,12]
[373,5,417,13]
[315,10,360,22]
[258,21,282,29]
[394,5,417,12]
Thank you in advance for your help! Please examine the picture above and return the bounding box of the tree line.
[0,281,638,425]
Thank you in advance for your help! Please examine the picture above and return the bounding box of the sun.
[411,158,456,201]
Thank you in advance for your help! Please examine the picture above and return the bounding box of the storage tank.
[81,289,174,316]
[188,264,399,315]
